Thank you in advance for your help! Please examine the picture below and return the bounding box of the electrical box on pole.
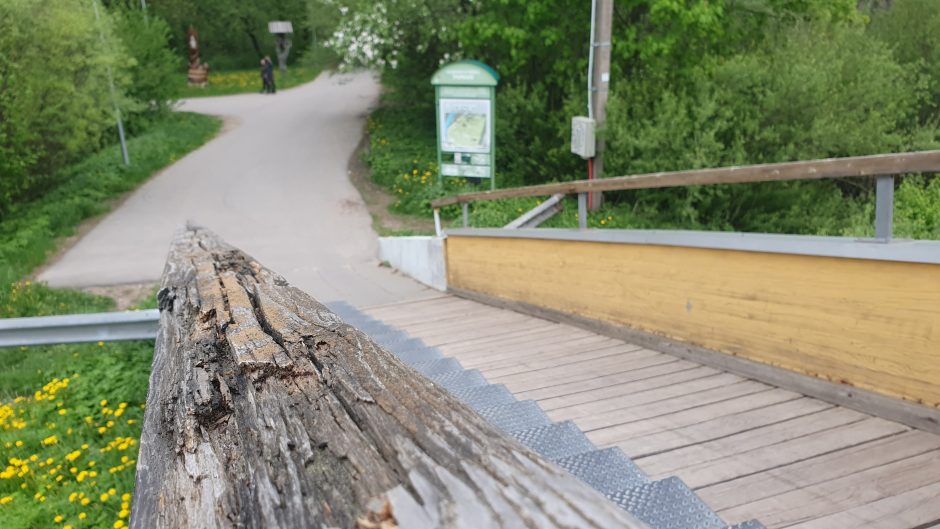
[571,117,596,159]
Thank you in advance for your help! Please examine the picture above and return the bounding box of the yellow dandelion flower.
[54,515,65,523]
[79,513,87,520]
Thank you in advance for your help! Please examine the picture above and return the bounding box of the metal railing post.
[875,176,894,242]
[434,208,442,237]
[578,193,588,230]
[462,203,469,228]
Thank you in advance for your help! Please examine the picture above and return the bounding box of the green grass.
[365,103,486,221]
[0,111,219,528]
[174,65,321,98]
[0,112,221,316]
[0,339,152,529]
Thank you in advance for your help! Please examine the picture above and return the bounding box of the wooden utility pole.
[589,0,613,210]
[131,226,649,529]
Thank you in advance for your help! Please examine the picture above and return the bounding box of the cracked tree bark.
[130,226,649,529]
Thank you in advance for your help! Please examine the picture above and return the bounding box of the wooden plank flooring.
[363,295,940,529]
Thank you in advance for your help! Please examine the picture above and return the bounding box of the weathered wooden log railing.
[130,226,648,529]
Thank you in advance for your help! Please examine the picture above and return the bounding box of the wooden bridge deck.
[363,295,940,529]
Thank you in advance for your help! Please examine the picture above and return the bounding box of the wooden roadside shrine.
[130,226,648,529]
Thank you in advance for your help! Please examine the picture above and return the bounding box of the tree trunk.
[130,226,648,529]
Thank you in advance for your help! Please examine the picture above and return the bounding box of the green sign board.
[432,61,499,189]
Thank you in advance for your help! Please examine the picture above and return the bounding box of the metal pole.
[462,203,469,228]
[587,0,597,120]
[434,208,442,237]
[589,0,612,210]
[92,0,130,166]
[875,176,894,241]
[578,193,588,230]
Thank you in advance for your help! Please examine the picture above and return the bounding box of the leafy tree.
[603,21,936,233]
[112,8,179,125]
[869,0,940,121]
[149,0,310,70]
[0,0,131,215]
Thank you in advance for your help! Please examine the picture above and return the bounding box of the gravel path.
[39,71,434,307]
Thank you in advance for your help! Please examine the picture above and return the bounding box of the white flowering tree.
[310,0,468,94]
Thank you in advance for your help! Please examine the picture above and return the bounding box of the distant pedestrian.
[259,58,269,93]
[261,55,277,94]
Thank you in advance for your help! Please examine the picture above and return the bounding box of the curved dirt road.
[39,72,433,307]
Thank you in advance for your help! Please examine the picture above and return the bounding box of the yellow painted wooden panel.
[446,236,940,407]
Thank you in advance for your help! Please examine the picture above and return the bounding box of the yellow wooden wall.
[446,236,940,407]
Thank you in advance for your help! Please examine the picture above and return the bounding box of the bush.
[0,0,131,216]
[112,9,179,126]
[869,0,940,120]
[895,176,940,239]
[602,21,938,234]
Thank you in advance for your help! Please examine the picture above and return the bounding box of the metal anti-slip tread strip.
[450,384,517,410]
[608,476,725,529]
[328,302,763,529]
[430,369,488,391]
[410,358,464,377]
[509,421,596,462]
[554,447,649,496]
[476,400,552,433]
[395,348,444,365]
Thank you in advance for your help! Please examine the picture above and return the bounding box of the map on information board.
[439,98,491,153]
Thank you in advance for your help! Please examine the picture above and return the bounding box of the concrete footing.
[378,236,447,291]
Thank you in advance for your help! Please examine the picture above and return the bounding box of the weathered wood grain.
[130,226,648,529]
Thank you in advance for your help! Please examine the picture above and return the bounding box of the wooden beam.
[130,226,649,529]
[431,150,940,207]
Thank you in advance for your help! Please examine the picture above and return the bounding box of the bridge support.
[875,175,894,241]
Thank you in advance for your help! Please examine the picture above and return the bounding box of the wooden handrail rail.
[131,226,650,529]
[431,150,940,208]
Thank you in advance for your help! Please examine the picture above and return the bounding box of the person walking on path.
[259,58,268,93]
[261,55,277,94]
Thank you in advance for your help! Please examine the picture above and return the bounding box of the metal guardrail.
[0,310,160,348]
